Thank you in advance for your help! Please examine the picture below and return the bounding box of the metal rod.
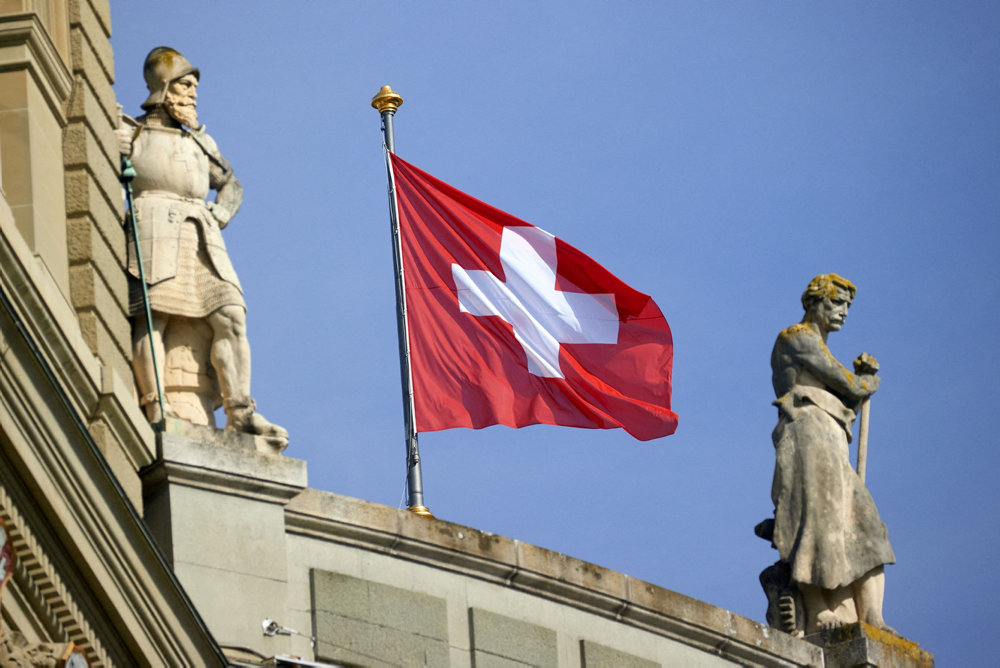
[371,85,432,518]
[121,154,167,430]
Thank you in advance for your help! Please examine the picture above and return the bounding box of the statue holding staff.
[759,274,895,636]
[118,47,287,448]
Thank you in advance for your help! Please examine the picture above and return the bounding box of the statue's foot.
[224,397,289,453]
[141,393,173,423]
[809,610,847,634]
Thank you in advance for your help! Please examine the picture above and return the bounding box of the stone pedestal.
[808,623,934,667]
[141,419,307,658]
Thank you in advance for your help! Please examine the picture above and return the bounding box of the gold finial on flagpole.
[371,85,403,114]
[372,83,432,519]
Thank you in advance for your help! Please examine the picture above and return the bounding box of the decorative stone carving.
[0,632,84,667]
[118,47,287,452]
[757,274,895,637]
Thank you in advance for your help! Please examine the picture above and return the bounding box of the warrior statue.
[757,274,895,636]
[118,47,287,448]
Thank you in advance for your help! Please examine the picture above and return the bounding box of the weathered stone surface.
[0,63,70,294]
[517,540,627,600]
[157,419,307,477]
[470,608,558,666]
[65,66,117,128]
[809,623,934,668]
[314,569,448,640]
[174,561,291,657]
[69,2,113,79]
[76,310,131,381]
[285,487,825,667]
[69,0,112,39]
[64,167,118,221]
[141,425,306,657]
[311,569,450,666]
[156,317,213,425]
[63,119,118,182]
[66,216,127,285]
[69,264,128,339]
[580,639,659,668]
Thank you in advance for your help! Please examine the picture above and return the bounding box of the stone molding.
[0,13,73,122]
[0,487,107,666]
[1,212,226,664]
[141,420,308,505]
[285,489,823,667]
[1,200,101,423]
[0,196,154,474]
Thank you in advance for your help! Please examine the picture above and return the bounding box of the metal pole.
[121,153,167,430]
[371,85,432,518]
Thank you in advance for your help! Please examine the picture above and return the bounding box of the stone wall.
[64,0,131,385]
[63,0,153,508]
[143,427,827,666]
[0,1,151,508]
[142,426,937,666]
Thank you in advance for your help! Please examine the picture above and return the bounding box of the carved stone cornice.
[0,490,108,666]
[0,13,73,121]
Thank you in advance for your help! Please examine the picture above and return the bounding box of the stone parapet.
[144,419,307,503]
[809,623,934,668]
[286,488,825,667]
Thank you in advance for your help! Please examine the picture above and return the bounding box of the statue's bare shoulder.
[775,322,823,355]
[771,303,877,402]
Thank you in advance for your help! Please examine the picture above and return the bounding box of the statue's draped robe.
[771,384,895,589]
[126,124,244,318]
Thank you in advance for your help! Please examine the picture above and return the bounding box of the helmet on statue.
[141,46,200,110]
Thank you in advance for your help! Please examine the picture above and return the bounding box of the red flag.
[391,154,677,441]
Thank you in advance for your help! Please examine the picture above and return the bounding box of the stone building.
[0,2,931,665]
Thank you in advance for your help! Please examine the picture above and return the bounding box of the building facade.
[0,1,224,664]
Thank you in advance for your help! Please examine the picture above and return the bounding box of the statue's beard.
[164,95,199,128]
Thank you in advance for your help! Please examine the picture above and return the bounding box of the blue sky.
[111,2,999,663]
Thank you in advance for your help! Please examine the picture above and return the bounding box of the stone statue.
[757,274,895,637]
[118,47,287,450]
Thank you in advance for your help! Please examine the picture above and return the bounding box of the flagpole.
[371,85,432,518]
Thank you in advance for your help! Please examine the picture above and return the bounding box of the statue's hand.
[853,352,879,375]
[115,124,134,157]
[206,202,232,228]
[859,373,881,394]
[115,105,137,157]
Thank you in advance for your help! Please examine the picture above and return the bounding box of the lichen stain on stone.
[861,623,934,664]
[477,533,499,553]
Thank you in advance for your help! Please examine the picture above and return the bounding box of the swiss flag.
[391,154,677,441]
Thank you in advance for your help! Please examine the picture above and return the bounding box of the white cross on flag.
[391,154,677,441]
